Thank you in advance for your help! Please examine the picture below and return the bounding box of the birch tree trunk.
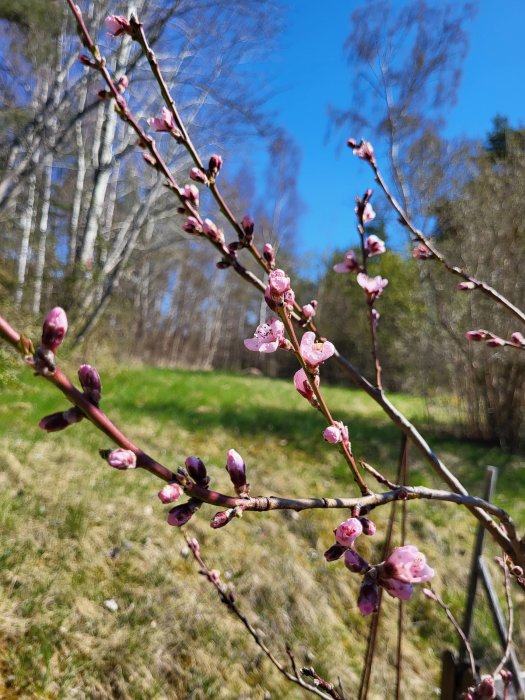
[14,173,37,308]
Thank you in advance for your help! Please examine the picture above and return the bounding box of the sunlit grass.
[0,362,523,698]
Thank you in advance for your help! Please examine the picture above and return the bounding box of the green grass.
[0,361,523,699]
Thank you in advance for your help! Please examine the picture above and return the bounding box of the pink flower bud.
[371,309,380,333]
[293,368,319,403]
[225,449,246,489]
[263,243,275,265]
[511,331,525,346]
[39,407,83,432]
[116,75,129,93]
[333,250,359,274]
[242,215,255,241]
[202,218,223,242]
[323,425,342,444]
[365,234,385,256]
[348,139,375,164]
[457,281,476,291]
[190,167,207,184]
[158,483,182,504]
[486,337,505,347]
[465,329,490,342]
[105,15,132,38]
[167,500,199,527]
[78,364,102,406]
[344,550,369,573]
[283,289,295,308]
[355,202,376,224]
[188,537,200,555]
[183,216,202,234]
[412,243,433,260]
[107,448,137,470]
[300,331,335,368]
[208,154,223,177]
[358,517,376,536]
[324,544,346,562]
[148,107,176,133]
[334,517,363,548]
[182,184,199,208]
[41,307,68,353]
[77,54,96,68]
[210,511,231,528]
[357,577,379,615]
[185,456,208,485]
[208,569,221,584]
[302,300,317,320]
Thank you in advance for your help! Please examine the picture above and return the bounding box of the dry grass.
[0,362,523,698]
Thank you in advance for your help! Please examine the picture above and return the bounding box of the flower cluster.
[466,329,525,349]
[325,525,434,616]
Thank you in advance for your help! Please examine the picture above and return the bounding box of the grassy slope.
[0,360,523,699]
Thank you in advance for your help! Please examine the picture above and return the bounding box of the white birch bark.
[14,173,37,307]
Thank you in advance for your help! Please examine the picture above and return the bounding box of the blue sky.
[253,0,525,274]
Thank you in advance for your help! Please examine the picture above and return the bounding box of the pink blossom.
[267,269,290,296]
[486,337,505,347]
[357,577,379,615]
[148,106,176,132]
[465,329,490,342]
[225,448,246,490]
[511,331,525,346]
[105,15,132,38]
[412,243,433,260]
[355,202,376,224]
[158,483,182,504]
[365,234,385,256]
[299,331,335,368]
[107,448,137,470]
[382,545,434,584]
[244,318,285,353]
[41,307,68,352]
[334,517,363,548]
[348,138,376,164]
[357,273,388,301]
[39,407,83,432]
[333,250,359,273]
[293,368,319,401]
[208,154,223,177]
[323,425,342,444]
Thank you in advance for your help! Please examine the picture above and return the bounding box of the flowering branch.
[349,139,525,326]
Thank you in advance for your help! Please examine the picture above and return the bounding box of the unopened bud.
[185,456,208,485]
[324,544,346,562]
[210,511,231,529]
[225,449,247,493]
[190,167,207,184]
[78,364,102,406]
[41,307,68,353]
[358,517,376,536]
[357,576,379,616]
[208,154,223,178]
[167,498,201,526]
[241,215,254,242]
[39,407,83,432]
[158,483,182,504]
[263,243,275,265]
[107,448,137,470]
[344,550,369,573]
